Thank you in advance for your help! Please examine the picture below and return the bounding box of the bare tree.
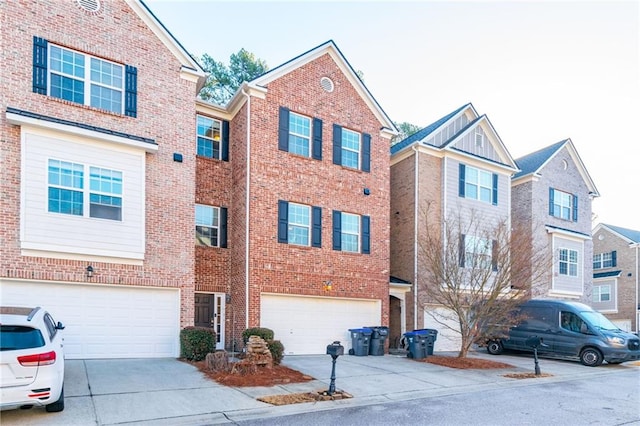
[418,205,550,358]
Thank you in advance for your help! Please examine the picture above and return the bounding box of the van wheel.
[45,386,64,412]
[579,348,603,367]
[487,340,503,355]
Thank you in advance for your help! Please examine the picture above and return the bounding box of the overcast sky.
[146,0,639,231]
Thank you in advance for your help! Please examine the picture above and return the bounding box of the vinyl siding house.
[1,0,205,358]
[592,224,640,332]
[512,139,599,302]
[390,103,518,351]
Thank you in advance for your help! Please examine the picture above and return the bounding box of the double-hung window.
[332,210,370,254]
[278,107,322,160]
[197,115,221,158]
[278,201,322,247]
[48,159,122,221]
[559,248,578,276]
[33,37,137,116]
[549,188,578,221]
[458,164,498,205]
[592,285,611,302]
[593,251,615,269]
[196,204,228,248]
[340,129,361,170]
[459,234,497,270]
[332,125,371,172]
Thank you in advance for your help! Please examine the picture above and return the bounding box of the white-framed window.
[464,166,492,203]
[593,252,613,269]
[287,203,311,246]
[592,285,611,302]
[550,188,575,221]
[196,204,219,247]
[47,159,122,221]
[197,115,221,159]
[288,112,311,157]
[559,248,578,277]
[49,44,124,114]
[463,235,493,269]
[475,127,484,147]
[340,212,360,253]
[341,128,361,169]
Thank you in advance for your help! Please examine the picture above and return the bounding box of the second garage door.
[1,279,180,359]
[261,293,381,355]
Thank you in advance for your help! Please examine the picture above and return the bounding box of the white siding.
[21,128,146,260]
[551,235,584,295]
[450,125,501,162]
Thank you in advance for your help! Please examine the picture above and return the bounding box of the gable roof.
[513,139,599,196]
[595,223,640,244]
[225,40,396,135]
[390,103,517,170]
[132,0,206,90]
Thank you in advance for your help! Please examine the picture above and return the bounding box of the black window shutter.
[572,195,578,221]
[33,36,48,95]
[611,250,617,267]
[312,206,322,247]
[312,118,323,160]
[278,200,288,243]
[361,215,370,254]
[362,133,371,172]
[492,173,498,206]
[459,164,466,197]
[278,107,289,152]
[459,234,466,267]
[221,120,230,161]
[332,124,342,165]
[332,210,342,251]
[549,188,555,216]
[219,207,228,248]
[491,239,498,271]
[125,65,137,117]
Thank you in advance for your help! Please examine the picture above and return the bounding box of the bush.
[267,340,285,365]
[180,326,216,361]
[242,327,274,343]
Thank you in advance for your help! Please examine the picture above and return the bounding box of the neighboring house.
[512,139,599,302]
[196,41,396,354]
[592,224,640,332]
[1,0,205,358]
[390,103,518,351]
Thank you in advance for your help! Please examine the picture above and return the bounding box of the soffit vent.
[76,0,101,13]
[320,77,334,93]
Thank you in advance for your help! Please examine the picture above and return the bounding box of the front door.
[195,293,225,350]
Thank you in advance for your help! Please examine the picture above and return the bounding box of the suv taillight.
[17,351,56,366]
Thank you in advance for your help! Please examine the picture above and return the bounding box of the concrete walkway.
[2,351,637,425]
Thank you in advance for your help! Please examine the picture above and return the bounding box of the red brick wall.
[239,53,391,329]
[1,0,197,327]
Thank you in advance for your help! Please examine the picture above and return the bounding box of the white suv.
[0,306,65,412]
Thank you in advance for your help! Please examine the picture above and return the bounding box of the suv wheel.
[486,340,504,355]
[579,348,603,367]
[45,386,64,412]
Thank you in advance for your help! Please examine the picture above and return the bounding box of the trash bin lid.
[349,327,373,334]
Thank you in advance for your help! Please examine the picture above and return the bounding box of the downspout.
[241,88,251,328]
[636,244,639,332]
[412,145,419,330]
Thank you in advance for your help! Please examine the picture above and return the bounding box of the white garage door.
[261,294,381,355]
[1,280,180,359]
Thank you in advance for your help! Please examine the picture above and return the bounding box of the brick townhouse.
[1,0,396,357]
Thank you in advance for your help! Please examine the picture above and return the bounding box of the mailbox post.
[326,341,344,396]
[525,336,548,375]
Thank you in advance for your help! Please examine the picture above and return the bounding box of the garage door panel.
[261,294,381,355]
[1,280,179,359]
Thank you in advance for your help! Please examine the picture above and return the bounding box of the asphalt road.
[239,368,640,426]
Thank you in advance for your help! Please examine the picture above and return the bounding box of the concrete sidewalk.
[2,351,637,425]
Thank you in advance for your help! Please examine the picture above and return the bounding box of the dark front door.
[389,296,402,349]
[194,293,225,350]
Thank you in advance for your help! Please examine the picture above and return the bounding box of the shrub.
[242,327,274,343]
[267,339,285,365]
[180,326,216,361]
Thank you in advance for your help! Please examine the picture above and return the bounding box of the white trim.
[6,112,158,153]
[545,226,592,241]
[20,249,143,265]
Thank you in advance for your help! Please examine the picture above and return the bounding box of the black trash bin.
[367,326,389,356]
[403,331,427,359]
[348,328,372,356]
[414,329,438,355]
